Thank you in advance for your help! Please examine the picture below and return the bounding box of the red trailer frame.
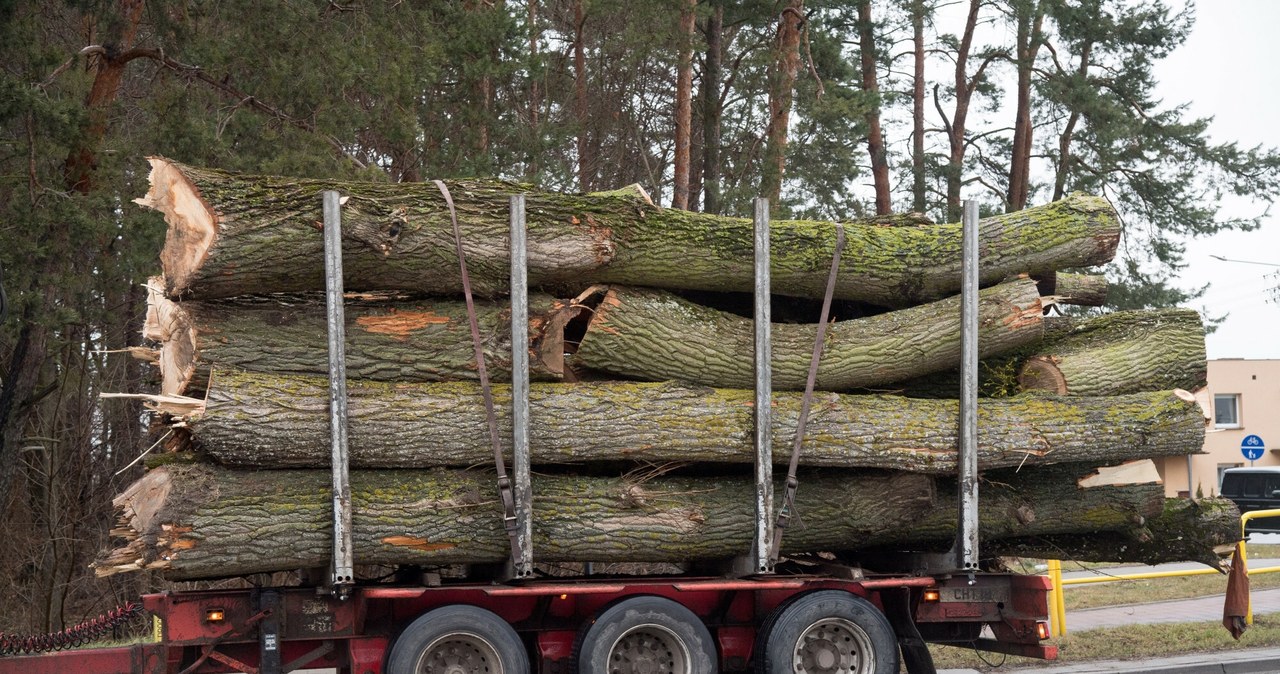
[0,572,1054,674]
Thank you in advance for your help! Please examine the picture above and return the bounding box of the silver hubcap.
[793,617,874,674]
[417,632,503,674]
[607,623,691,674]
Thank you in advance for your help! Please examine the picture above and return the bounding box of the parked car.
[1221,467,1280,532]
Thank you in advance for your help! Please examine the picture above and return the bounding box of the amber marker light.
[922,589,941,603]
[1036,621,1051,640]
[205,608,226,623]
[559,594,569,600]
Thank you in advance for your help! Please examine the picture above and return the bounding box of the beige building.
[1158,359,1280,498]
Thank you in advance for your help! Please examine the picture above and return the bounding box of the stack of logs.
[94,158,1239,581]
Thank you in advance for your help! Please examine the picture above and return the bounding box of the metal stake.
[510,194,534,579]
[322,190,354,594]
[954,199,981,572]
[753,197,774,574]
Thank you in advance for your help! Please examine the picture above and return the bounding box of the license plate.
[939,583,1012,604]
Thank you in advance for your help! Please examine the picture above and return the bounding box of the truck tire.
[755,590,898,674]
[573,595,718,674]
[385,604,528,674]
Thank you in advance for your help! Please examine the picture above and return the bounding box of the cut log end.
[144,280,198,396]
[1017,355,1067,394]
[135,157,216,299]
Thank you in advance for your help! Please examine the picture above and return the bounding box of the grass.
[927,615,1280,671]
[1063,568,1280,610]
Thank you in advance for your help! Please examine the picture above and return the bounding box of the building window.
[1214,394,1241,428]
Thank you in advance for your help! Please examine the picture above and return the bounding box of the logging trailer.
[0,196,1056,673]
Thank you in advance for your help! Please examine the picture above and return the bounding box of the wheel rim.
[792,617,875,674]
[415,631,504,674]
[606,623,691,674]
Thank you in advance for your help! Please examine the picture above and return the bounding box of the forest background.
[1,0,1278,633]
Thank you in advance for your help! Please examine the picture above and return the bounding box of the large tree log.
[985,497,1241,568]
[137,158,1120,305]
[895,308,1207,398]
[1016,308,1207,396]
[143,281,577,396]
[150,369,1204,472]
[94,462,1165,580]
[567,278,1044,390]
[1034,272,1109,306]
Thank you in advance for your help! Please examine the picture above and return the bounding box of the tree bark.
[1034,271,1109,306]
[143,283,576,397]
[859,463,1165,551]
[573,0,591,192]
[94,462,1168,580]
[672,0,696,210]
[943,0,988,221]
[986,497,1240,568]
[152,369,1204,472]
[569,278,1044,390]
[761,1,803,206]
[896,308,1206,398]
[1016,308,1206,396]
[1007,1,1045,212]
[701,3,724,215]
[857,0,892,215]
[137,159,1120,307]
[910,0,928,214]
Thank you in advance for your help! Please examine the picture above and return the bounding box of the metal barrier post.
[1047,560,1066,636]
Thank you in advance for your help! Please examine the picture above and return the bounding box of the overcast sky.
[1157,1,1280,360]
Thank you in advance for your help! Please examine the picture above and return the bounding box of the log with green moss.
[894,308,1207,398]
[150,369,1204,472]
[138,158,1120,305]
[985,497,1241,568]
[93,462,1167,580]
[143,282,577,397]
[1015,308,1207,395]
[1034,271,1109,306]
[566,278,1043,390]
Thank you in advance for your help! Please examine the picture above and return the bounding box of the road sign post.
[1242,434,1266,465]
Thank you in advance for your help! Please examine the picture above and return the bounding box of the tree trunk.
[1034,271,1108,306]
[150,369,1204,472]
[1007,1,1044,212]
[896,309,1206,398]
[859,463,1165,551]
[944,0,985,221]
[569,278,1044,390]
[137,159,1120,307]
[986,497,1240,568]
[910,0,927,214]
[95,462,1168,580]
[701,3,724,215]
[573,0,591,192]
[857,0,892,215]
[143,283,575,397]
[761,1,803,206]
[1016,308,1206,396]
[672,0,696,210]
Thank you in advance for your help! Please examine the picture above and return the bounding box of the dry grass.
[1063,568,1280,610]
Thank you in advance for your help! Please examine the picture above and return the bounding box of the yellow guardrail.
[1045,507,1280,636]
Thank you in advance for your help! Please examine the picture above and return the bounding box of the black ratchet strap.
[435,179,523,566]
[769,223,846,564]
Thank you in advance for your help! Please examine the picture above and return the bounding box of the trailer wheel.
[385,604,528,674]
[573,595,718,674]
[755,590,898,674]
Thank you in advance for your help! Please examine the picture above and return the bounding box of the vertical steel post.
[753,197,774,574]
[510,194,534,579]
[322,190,354,593]
[956,199,981,572]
